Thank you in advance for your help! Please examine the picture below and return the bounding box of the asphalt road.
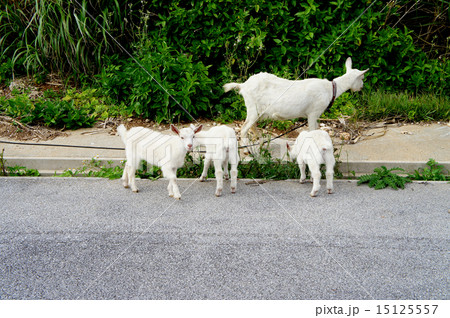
[0,177,448,300]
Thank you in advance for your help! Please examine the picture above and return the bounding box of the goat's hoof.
[215,189,222,197]
[310,191,318,197]
[123,184,129,189]
[175,197,181,200]
[224,175,229,180]
[327,189,333,194]
[299,179,306,184]
[199,177,206,182]
[132,189,139,193]
[231,187,236,194]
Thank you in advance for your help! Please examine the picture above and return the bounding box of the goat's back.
[124,127,185,168]
[292,130,333,164]
[298,130,333,149]
[197,126,239,163]
[237,72,331,118]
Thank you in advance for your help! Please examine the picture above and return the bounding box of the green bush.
[145,0,448,94]
[0,91,96,129]
[0,92,36,125]
[97,39,214,122]
[1,1,448,124]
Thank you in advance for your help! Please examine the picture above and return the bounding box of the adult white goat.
[287,129,335,197]
[224,57,368,140]
[117,124,201,199]
[192,124,239,196]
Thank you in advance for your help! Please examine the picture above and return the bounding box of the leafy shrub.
[148,0,448,94]
[34,99,96,129]
[0,92,96,129]
[0,92,36,125]
[97,39,214,122]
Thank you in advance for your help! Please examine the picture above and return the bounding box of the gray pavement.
[1,123,449,175]
[0,177,448,299]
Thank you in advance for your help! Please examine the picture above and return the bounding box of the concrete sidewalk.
[1,123,449,176]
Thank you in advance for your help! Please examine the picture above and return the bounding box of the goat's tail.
[223,82,241,93]
[117,124,127,144]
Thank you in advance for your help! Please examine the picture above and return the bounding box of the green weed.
[357,166,411,190]
[0,149,6,176]
[6,165,40,177]
[59,158,124,179]
[409,159,450,181]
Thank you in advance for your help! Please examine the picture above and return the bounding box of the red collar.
[325,80,337,112]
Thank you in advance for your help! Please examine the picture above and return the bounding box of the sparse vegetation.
[409,159,450,181]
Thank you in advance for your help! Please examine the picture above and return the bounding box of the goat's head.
[344,57,369,92]
[171,124,203,152]
[286,141,297,161]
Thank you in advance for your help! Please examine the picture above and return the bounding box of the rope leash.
[0,122,307,151]
[0,140,125,150]
[238,121,307,149]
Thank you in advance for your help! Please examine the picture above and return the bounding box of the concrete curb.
[3,156,449,177]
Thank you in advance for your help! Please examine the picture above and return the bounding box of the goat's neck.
[332,73,354,98]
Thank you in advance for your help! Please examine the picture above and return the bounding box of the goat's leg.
[122,164,129,188]
[325,165,334,194]
[324,153,335,194]
[213,159,224,197]
[128,165,139,193]
[308,161,321,197]
[223,157,229,180]
[240,109,259,155]
[163,167,181,200]
[230,163,238,194]
[241,106,259,140]
[299,158,307,184]
[307,113,319,131]
[200,157,211,182]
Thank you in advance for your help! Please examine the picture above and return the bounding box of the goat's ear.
[170,124,180,135]
[361,68,369,75]
[345,57,353,73]
[194,124,203,133]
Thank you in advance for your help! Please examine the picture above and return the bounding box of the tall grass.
[0,0,133,79]
[356,90,450,122]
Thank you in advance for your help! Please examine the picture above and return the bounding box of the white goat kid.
[287,130,335,197]
[193,124,239,196]
[117,124,201,200]
[224,57,368,140]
